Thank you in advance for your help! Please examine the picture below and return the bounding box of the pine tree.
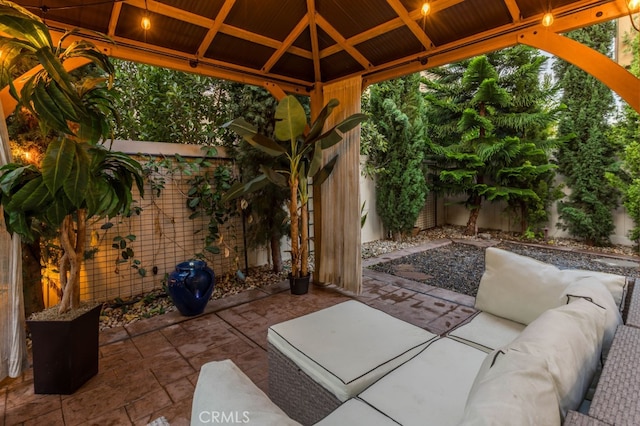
[424,46,560,235]
[369,74,428,240]
[554,22,619,246]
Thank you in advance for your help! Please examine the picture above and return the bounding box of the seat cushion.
[314,398,399,426]
[191,360,300,426]
[475,248,568,325]
[267,300,437,402]
[447,312,526,352]
[460,349,561,426]
[358,337,487,426]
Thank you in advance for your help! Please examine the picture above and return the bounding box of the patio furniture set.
[191,247,638,425]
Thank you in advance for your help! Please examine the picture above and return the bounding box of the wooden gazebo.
[7,0,640,292]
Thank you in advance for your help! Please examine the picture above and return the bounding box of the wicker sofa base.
[268,342,342,425]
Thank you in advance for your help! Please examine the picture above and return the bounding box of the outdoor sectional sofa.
[191,247,636,426]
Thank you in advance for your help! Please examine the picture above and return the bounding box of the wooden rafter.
[315,14,372,69]
[385,0,433,50]
[320,0,463,58]
[197,0,236,57]
[502,0,522,22]
[107,1,122,36]
[307,0,322,82]
[263,15,309,72]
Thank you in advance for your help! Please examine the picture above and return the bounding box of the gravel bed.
[369,240,640,298]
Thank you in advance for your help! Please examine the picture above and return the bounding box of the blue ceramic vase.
[167,260,215,316]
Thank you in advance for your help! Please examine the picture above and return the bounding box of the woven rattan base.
[268,342,342,425]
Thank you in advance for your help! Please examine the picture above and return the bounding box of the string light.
[141,0,150,31]
[628,0,640,11]
[541,12,554,27]
[421,2,431,16]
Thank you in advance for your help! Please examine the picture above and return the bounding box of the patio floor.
[0,240,478,426]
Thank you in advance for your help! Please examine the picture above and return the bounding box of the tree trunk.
[465,204,481,236]
[58,210,86,313]
[270,234,283,273]
[300,201,309,277]
[289,180,299,277]
[22,238,44,317]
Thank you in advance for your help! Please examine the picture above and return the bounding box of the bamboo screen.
[42,148,245,307]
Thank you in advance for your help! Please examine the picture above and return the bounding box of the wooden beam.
[315,14,372,69]
[307,0,322,82]
[519,29,640,113]
[502,0,522,23]
[385,0,434,50]
[107,1,123,36]
[263,82,288,100]
[197,0,236,56]
[220,24,313,59]
[263,15,309,72]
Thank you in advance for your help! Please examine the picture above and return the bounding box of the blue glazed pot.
[167,260,215,316]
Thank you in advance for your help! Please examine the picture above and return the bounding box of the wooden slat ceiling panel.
[320,49,366,81]
[426,0,513,46]
[157,0,224,20]
[356,26,425,66]
[317,0,398,39]
[204,33,275,71]
[224,0,307,41]
[517,0,581,19]
[20,0,111,32]
[116,4,207,54]
[270,52,315,82]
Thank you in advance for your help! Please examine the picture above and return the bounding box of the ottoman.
[267,300,437,424]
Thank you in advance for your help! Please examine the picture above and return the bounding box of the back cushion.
[502,299,605,419]
[560,277,622,357]
[475,248,567,325]
[460,349,561,426]
[561,269,627,310]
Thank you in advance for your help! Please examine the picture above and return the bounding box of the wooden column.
[310,84,325,284]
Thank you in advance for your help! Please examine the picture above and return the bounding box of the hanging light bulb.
[628,0,640,11]
[541,12,554,27]
[141,14,151,30]
[421,2,431,16]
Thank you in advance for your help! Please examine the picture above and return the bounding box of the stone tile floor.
[0,241,477,425]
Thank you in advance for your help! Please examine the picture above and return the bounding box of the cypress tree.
[554,22,619,246]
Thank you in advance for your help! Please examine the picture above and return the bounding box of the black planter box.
[27,304,101,394]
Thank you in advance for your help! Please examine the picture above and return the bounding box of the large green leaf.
[305,98,339,143]
[0,2,52,49]
[318,113,368,149]
[221,175,269,203]
[223,118,285,156]
[42,137,76,193]
[8,176,51,212]
[313,155,339,186]
[64,143,90,207]
[274,95,306,142]
[260,165,288,188]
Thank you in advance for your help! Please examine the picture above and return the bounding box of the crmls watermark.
[198,411,251,424]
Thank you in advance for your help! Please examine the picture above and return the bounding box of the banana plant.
[223,95,366,278]
[0,1,144,313]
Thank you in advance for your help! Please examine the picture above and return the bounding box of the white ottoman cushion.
[358,338,487,426]
[447,312,526,352]
[191,360,300,426]
[475,248,567,325]
[315,398,398,426]
[267,300,437,402]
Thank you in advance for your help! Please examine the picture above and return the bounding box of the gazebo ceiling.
[11,0,635,92]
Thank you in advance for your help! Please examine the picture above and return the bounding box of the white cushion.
[314,399,398,426]
[191,360,300,426]
[447,312,526,352]
[359,338,487,426]
[475,248,568,325]
[561,269,627,309]
[561,277,622,355]
[501,299,606,419]
[460,349,561,426]
[267,300,437,402]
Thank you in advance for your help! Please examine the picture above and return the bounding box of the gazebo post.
[310,84,325,286]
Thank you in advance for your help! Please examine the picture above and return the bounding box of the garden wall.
[43,141,246,307]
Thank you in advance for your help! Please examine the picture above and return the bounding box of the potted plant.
[223,95,366,294]
[0,2,144,393]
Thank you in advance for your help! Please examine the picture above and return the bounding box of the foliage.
[223,95,366,278]
[424,46,561,235]
[0,2,144,313]
[360,89,389,178]
[111,60,229,145]
[220,84,290,272]
[554,22,619,246]
[368,74,428,239]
